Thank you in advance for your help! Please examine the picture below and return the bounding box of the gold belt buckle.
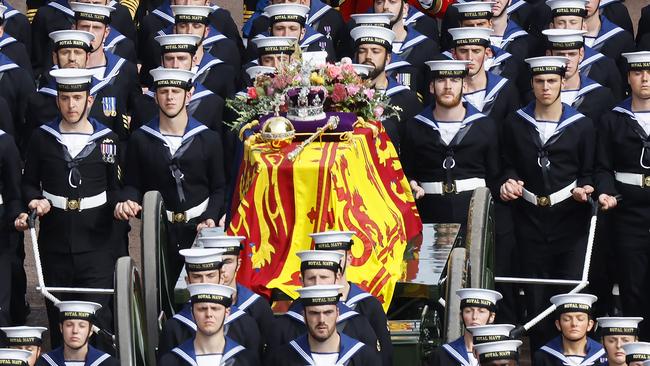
[443,183,456,194]
[173,212,187,223]
[66,199,80,211]
[537,196,550,207]
[644,175,650,188]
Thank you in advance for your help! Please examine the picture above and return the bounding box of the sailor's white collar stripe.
[385,60,411,71]
[386,84,410,97]
[336,309,359,324]
[0,129,5,137]
[415,114,438,130]
[599,0,620,7]
[307,3,331,25]
[195,58,223,79]
[172,347,198,366]
[4,9,19,18]
[345,292,372,306]
[404,10,425,25]
[108,0,117,6]
[224,309,246,325]
[594,26,624,47]
[48,1,75,17]
[104,34,125,49]
[613,106,635,119]
[516,108,538,126]
[442,344,471,366]
[579,52,605,69]
[191,89,212,101]
[237,292,261,311]
[90,58,127,95]
[0,62,19,73]
[286,310,305,323]
[507,0,526,14]
[493,51,512,65]
[556,113,585,132]
[463,112,486,126]
[301,33,324,47]
[182,124,208,143]
[152,8,175,23]
[441,50,453,59]
[157,29,168,37]
[503,29,528,44]
[401,34,428,51]
[485,77,509,102]
[38,87,58,96]
[0,36,17,48]
[41,354,57,366]
[541,345,605,366]
[337,342,364,365]
[290,340,316,365]
[576,82,601,98]
[203,34,227,45]
[89,353,110,366]
[40,124,111,144]
[173,312,198,331]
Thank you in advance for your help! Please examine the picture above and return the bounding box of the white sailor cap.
[196,235,245,255]
[49,68,95,92]
[453,1,495,19]
[473,340,523,363]
[543,29,586,50]
[352,64,374,77]
[622,342,650,364]
[297,284,343,306]
[525,56,569,75]
[309,231,356,251]
[0,327,47,346]
[187,283,235,307]
[550,293,597,314]
[265,4,310,25]
[252,36,297,55]
[622,51,650,71]
[49,30,94,51]
[467,324,515,344]
[55,301,102,322]
[425,60,471,78]
[350,25,396,51]
[246,65,276,79]
[643,361,650,366]
[0,349,31,364]
[546,0,588,17]
[448,27,493,47]
[70,2,115,24]
[155,34,202,54]
[297,250,344,273]
[456,288,503,311]
[179,248,225,272]
[350,13,393,28]
[597,317,643,337]
[171,5,211,24]
[149,67,195,90]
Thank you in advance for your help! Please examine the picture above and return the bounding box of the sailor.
[637,5,650,49]
[448,27,520,121]
[467,324,516,347]
[265,285,381,366]
[15,69,121,349]
[620,343,650,366]
[372,0,440,101]
[351,25,422,149]
[246,4,337,62]
[500,56,596,350]
[533,294,605,366]
[241,36,294,87]
[0,349,31,366]
[114,68,226,282]
[1,326,47,366]
[157,248,262,359]
[474,340,523,366]
[0,123,21,327]
[401,0,441,47]
[595,52,650,340]
[402,60,500,227]
[197,234,276,353]
[427,288,503,366]
[596,317,642,366]
[0,46,34,151]
[158,283,260,365]
[35,301,119,365]
[0,5,31,72]
[545,0,625,100]
[309,231,393,366]
[0,0,31,50]
[541,29,615,123]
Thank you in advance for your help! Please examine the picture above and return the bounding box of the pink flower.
[331,83,347,103]
[346,84,360,96]
[364,88,375,99]
[341,63,355,74]
[373,105,384,119]
[247,87,258,99]
[272,75,290,90]
[327,65,343,80]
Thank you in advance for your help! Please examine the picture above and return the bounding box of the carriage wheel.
[115,256,149,365]
[465,187,495,289]
[444,247,467,342]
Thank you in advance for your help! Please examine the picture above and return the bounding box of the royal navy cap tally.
[50,68,95,92]
[453,1,495,20]
[426,60,471,79]
[196,235,245,255]
[49,30,94,51]
[246,65,276,79]
[0,349,31,365]
[597,317,643,337]
[155,34,201,54]
[149,67,195,90]
[350,13,393,28]
[525,56,568,75]
[456,288,503,311]
[171,5,211,24]
[309,231,356,251]
[546,0,588,17]
[297,285,343,307]
[543,29,586,50]
[350,26,396,51]
[297,250,344,273]
[352,64,374,77]
[449,27,493,47]
[252,36,297,56]
[622,51,650,71]
[467,324,515,344]
[187,283,235,307]
[622,342,650,364]
[265,4,310,25]
[55,301,101,322]
[550,293,597,314]
[474,340,523,363]
[0,327,47,347]
[70,2,115,24]
[179,248,225,272]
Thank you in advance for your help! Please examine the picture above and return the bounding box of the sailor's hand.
[500,179,524,201]
[114,200,141,220]
[197,219,216,232]
[410,180,425,200]
[28,199,51,217]
[218,214,226,227]
[572,185,594,203]
[14,213,29,231]
[598,193,618,210]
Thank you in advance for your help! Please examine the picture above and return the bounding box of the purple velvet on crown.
[257,112,357,133]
